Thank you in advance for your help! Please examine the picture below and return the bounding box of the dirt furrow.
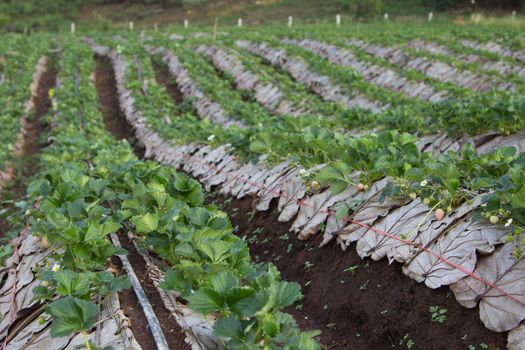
[94,55,190,350]
[0,58,56,239]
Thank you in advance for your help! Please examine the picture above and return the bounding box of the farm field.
[0,20,525,350]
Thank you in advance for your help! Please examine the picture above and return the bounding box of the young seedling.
[359,280,369,290]
[344,265,359,276]
[304,261,314,271]
[279,233,289,240]
[286,243,294,253]
[246,211,255,223]
[399,333,415,349]
[429,305,448,324]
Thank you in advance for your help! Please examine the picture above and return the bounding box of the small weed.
[326,323,337,330]
[295,304,303,310]
[480,343,488,349]
[304,261,314,271]
[304,280,311,287]
[253,227,264,235]
[399,333,415,349]
[380,309,388,316]
[246,211,255,223]
[429,305,448,324]
[279,232,290,240]
[344,265,359,276]
[359,279,369,290]
[286,243,294,253]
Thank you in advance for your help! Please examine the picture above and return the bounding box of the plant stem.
[83,331,92,350]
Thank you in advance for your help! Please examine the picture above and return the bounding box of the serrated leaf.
[131,212,159,233]
[213,316,242,339]
[211,271,239,294]
[188,288,223,314]
[47,297,98,337]
[273,281,302,308]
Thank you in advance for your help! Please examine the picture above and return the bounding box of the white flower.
[299,169,310,177]
[505,218,513,227]
[51,263,61,272]
[258,123,263,127]
[207,134,215,141]
[420,180,428,187]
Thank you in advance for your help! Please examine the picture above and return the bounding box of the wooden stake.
[213,17,218,41]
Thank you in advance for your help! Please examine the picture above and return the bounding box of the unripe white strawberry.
[409,192,417,200]
[489,215,499,224]
[435,208,445,221]
[40,237,50,249]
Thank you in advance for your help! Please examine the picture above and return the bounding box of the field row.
[0,27,525,349]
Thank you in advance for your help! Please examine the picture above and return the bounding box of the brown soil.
[101,47,506,350]
[95,56,189,350]
[112,233,191,350]
[0,61,56,239]
[152,62,184,106]
[208,194,508,350]
[94,56,145,158]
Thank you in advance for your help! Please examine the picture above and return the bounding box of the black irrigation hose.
[110,233,170,350]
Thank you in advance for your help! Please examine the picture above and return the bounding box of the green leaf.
[188,288,223,314]
[47,297,98,337]
[262,313,279,337]
[131,212,159,233]
[197,240,231,264]
[211,271,239,295]
[54,270,89,297]
[159,269,191,294]
[274,281,302,308]
[213,316,242,339]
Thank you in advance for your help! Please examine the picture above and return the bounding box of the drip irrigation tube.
[110,233,169,350]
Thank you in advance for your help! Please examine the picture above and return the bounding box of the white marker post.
[428,12,433,22]
[336,14,341,27]
[288,16,293,27]
[70,22,76,34]
[384,13,389,21]
[129,21,134,31]
[238,18,243,27]
[184,19,189,29]
[140,30,145,43]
